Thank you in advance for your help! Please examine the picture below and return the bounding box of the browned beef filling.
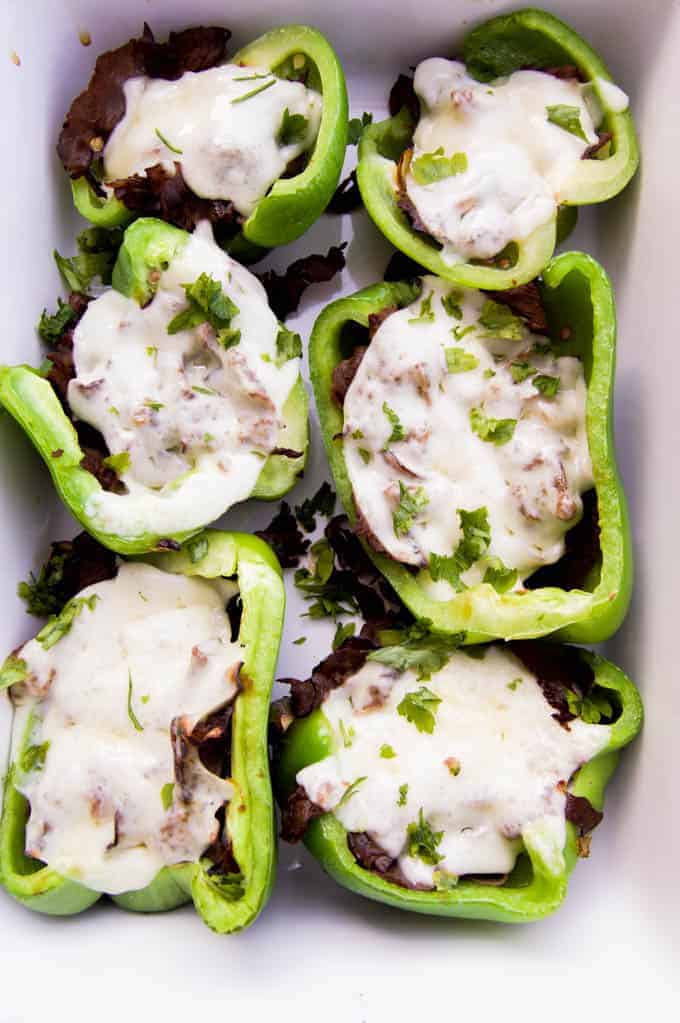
[255,502,310,569]
[257,245,346,321]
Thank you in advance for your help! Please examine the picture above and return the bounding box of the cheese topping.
[342,276,592,592]
[104,64,322,216]
[404,59,605,262]
[297,646,610,886]
[69,221,300,537]
[13,562,241,895]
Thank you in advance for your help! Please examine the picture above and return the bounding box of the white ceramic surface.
[1,1,678,1018]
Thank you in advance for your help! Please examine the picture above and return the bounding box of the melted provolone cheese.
[69,221,299,537]
[405,59,604,262]
[343,276,592,590]
[13,562,241,894]
[297,646,610,885]
[104,64,322,216]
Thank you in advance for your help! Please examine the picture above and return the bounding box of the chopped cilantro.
[275,325,302,366]
[20,741,50,774]
[507,678,523,691]
[332,621,356,650]
[167,272,240,345]
[452,323,476,341]
[277,107,309,146]
[478,299,524,340]
[445,347,478,373]
[533,374,560,398]
[144,400,164,411]
[36,595,98,651]
[102,451,131,476]
[53,227,123,293]
[411,148,468,185]
[369,620,465,682]
[17,546,71,617]
[127,671,144,732]
[441,289,463,320]
[293,637,306,645]
[192,385,217,396]
[37,298,77,344]
[397,784,409,807]
[382,402,405,445]
[358,447,372,464]
[0,655,27,691]
[339,720,356,749]
[295,481,336,532]
[566,687,613,724]
[380,744,397,759]
[510,361,536,383]
[294,537,357,619]
[469,407,516,446]
[393,483,428,537]
[483,556,518,594]
[347,111,373,145]
[429,506,491,590]
[160,782,174,810]
[406,809,444,865]
[408,292,435,324]
[546,104,587,142]
[336,776,367,808]
[397,686,442,734]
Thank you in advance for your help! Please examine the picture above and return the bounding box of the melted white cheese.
[343,276,592,589]
[104,64,322,217]
[69,221,299,537]
[297,646,610,885]
[13,562,241,894]
[594,77,629,114]
[405,59,601,262]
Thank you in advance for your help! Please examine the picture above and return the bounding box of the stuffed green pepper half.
[275,632,642,923]
[310,251,630,643]
[357,7,638,288]
[58,23,348,257]
[0,528,283,932]
[0,217,309,555]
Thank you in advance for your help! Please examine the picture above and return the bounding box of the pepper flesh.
[0,217,309,556]
[0,529,284,933]
[274,646,642,922]
[356,8,638,288]
[70,25,348,253]
[309,251,631,643]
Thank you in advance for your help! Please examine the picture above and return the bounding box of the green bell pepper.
[71,25,348,254]
[356,7,639,289]
[310,250,631,643]
[275,643,642,923]
[0,217,309,556]
[0,528,284,932]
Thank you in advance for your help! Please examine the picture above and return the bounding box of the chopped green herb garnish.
[478,299,524,340]
[0,655,27,691]
[167,272,240,344]
[380,744,397,759]
[483,556,518,594]
[332,621,356,650]
[546,104,587,141]
[36,595,98,651]
[293,636,306,645]
[295,481,336,532]
[53,227,123,292]
[369,620,465,681]
[277,107,309,146]
[231,78,276,103]
[507,678,523,691]
[510,361,535,383]
[338,719,356,749]
[411,148,468,185]
[397,686,442,734]
[127,671,144,732]
[470,407,516,446]
[408,292,435,324]
[160,782,174,810]
[406,809,444,865]
[154,127,183,154]
[533,374,560,398]
[382,401,405,445]
[397,783,409,807]
[144,400,164,411]
[483,368,495,379]
[336,776,367,809]
[429,507,491,591]
[351,429,364,440]
[192,385,217,396]
[102,451,131,475]
[294,537,357,619]
[347,111,373,145]
[37,298,77,344]
[275,325,302,366]
[20,741,50,774]
[392,483,428,537]
[566,687,613,723]
[358,447,372,464]
[445,347,478,373]
[441,289,463,320]
[452,324,476,341]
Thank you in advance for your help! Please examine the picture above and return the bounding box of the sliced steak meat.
[485,281,550,335]
[258,245,346,321]
[280,784,326,843]
[509,640,594,726]
[331,345,367,407]
[255,501,310,569]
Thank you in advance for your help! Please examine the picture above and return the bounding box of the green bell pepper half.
[309,250,631,643]
[275,645,642,923]
[356,7,639,289]
[0,528,284,933]
[71,25,348,253]
[0,218,309,556]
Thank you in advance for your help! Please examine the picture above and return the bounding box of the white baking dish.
[0,0,678,1017]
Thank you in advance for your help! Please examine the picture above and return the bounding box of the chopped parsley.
[20,741,50,774]
[441,289,463,320]
[192,385,217,396]
[295,481,336,532]
[154,128,183,154]
[293,636,306,645]
[17,546,72,617]
[347,111,373,145]
[338,720,356,749]
[408,292,435,324]
[160,782,175,810]
[127,671,144,732]
[382,402,405,445]
[397,686,442,734]
[546,104,587,142]
[277,107,309,146]
[37,298,77,344]
[469,407,517,446]
[167,272,240,346]
[510,361,536,383]
[332,621,356,650]
[566,687,613,724]
[507,678,523,691]
[358,447,372,464]
[53,226,123,292]
[0,655,27,690]
[144,400,164,411]
[429,506,491,591]
[397,784,409,807]
[445,347,478,373]
[336,776,367,808]
[452,323,475,341]
[231,78,276,104]
[483,556,518,594]
[533,374,560,398]
[102,451,131,475]
[406,809,444,865]
[478,299,524,340]
[392,483,428,537]
[368,620,465,682]
[411,148,468,185]
[36,594,98,651]
[275,325,302,366]
[294,538,357,619]
[380,744,397,759]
